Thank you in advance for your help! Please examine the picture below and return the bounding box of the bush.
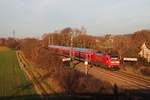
[138,57,150,67]
[31,47,112,93]
[47,55,110,93]
[140,67,150,77]
[6,38,20,49]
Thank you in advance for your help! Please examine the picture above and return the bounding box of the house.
[139,42,150,62]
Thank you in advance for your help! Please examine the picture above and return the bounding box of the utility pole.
[85,54,88,75]
[108,34,113,49]
[49,34,54,45]
[49,34,51,45]
[52,34,53,45]
[70,31,74,68]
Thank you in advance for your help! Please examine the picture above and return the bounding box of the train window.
[97,51,102,53]
[95,53,104,56]
[79,52,84,54]
[111,58,118,60]
[111,56,119,60]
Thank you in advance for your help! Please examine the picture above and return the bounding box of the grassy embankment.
[17,51,59,94]
[0,47,35,97]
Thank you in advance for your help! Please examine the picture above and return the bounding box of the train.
[48,45,120,69]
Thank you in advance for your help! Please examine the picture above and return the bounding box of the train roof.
[48,45,108,56]
[74,47,93,52]
[48,45,94,52]
[48,45,69,49]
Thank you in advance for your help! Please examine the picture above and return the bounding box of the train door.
[85,52,93,62]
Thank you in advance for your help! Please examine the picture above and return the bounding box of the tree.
[113,35,132,59]
[6,38,20,49]
[20,38,39,60]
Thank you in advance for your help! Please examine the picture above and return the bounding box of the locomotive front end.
[109,56,120,69]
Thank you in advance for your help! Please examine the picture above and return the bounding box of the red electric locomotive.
[48,45,120,69]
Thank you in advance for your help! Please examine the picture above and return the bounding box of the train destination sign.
[62,58,71,62]
[123,58,138,62]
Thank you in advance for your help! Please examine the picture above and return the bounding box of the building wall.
[139,43,150,62]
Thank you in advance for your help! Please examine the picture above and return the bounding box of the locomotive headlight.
[110,61,115,63]
[111,61,120,64]
[115,61,120,64]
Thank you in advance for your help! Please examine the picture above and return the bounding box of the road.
[75,62,150,91]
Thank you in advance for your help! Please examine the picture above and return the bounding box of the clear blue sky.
[0,0,150,37]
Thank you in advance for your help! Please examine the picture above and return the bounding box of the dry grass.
[0,46,10,51]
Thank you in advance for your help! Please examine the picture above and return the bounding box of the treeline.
[42,27,97,49]
[0,37,20,49]
[1,28,150,60]
[113,30,150,58]
[41,27,120,56]
[42,28,150,58]
[1,28,150,59]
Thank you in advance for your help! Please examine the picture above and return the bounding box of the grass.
[0,47,35,97]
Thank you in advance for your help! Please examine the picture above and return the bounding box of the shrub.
[138,57,150,67]
[140,67,150,77]
[31,47,112,93]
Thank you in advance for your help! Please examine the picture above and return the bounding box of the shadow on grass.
[11,72,52,97]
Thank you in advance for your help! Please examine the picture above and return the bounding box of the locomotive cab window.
[111,55,119,60]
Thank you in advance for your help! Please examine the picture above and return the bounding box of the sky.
[0,0,150,37]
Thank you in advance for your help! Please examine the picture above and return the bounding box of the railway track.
[76,63,150,90]
[116,71,150,84]
[93,68,142,89]
[118,71,150,81]
[96,67,150,89]
[62,55,150,90]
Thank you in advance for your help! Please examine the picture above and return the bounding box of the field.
[0,47,35,97]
